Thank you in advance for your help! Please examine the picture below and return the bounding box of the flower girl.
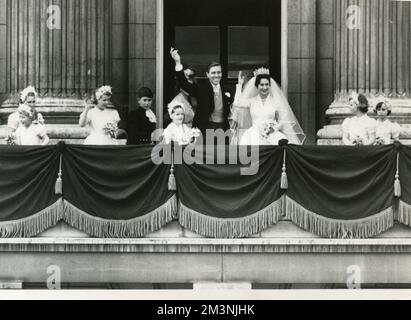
[373,99,400,145]
[79,85,121,145]
[14,104,49,146]
[342,92,377,146]
[163,103,200,145]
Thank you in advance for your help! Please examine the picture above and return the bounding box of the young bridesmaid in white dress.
[342,92,377,146]
[373,99,400,145]
[79,86,121,145]
[163,104,200,145]
[15,104,49,146]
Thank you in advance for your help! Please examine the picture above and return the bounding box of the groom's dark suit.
[175,70,233,133]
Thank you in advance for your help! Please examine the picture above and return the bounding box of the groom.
[170,48,233,138]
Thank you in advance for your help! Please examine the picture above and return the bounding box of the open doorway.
[163,0,282,105]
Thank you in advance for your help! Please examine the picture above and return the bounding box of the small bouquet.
[188,128,201,144]
[260,121,278,139]
[5,134,17,146]
[103,121,119,139]
[352,136,364,146]
[374,136,385,146]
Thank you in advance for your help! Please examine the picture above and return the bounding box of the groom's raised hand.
[238,71,245,86]
[170,47,182,65]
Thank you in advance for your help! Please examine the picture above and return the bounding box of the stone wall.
[287,0,317,145]
[316,0,335,132]
[0,0,6,107]
[112,0,157,112]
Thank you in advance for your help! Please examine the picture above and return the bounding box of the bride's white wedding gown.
[238,95,288,146]
[230,79,306,146]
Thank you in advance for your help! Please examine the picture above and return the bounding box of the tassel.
[55,155,63,195]
[168,166,177,191]
[168,142,177,191]
[394,152,401,197]
[280,149,288,190]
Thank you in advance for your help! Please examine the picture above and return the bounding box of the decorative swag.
[0,143,407,239]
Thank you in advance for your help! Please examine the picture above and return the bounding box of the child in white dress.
[163,104,200,145]
[79,86,121,145]
[15,104,49,146]
[342,92,377,146]
[374,100,400,145]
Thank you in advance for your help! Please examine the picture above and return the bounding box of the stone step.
[317,139,411,146]
[318,124,411,140]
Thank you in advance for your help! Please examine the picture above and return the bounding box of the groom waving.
[170,48,233,137]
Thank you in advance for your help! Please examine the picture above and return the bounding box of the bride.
[230,68,305,146]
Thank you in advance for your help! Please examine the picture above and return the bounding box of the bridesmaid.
[8,86,44,133]
[374,99,400,145]
[79,86,121,145]
[342,92,377,146]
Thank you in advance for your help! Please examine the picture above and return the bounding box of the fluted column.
[3,0,112,108]
[334,0,411,101]
[318,0,411,144]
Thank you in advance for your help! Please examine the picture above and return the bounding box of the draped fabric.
[175,146,285,238]
[0,143,407,239]
[0,145,62,237]
[284,145,396,238]
[398,145,411,227]
[61,145,177,237]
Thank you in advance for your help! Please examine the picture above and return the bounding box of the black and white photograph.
[0,0,411,302]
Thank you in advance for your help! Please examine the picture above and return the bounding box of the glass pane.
[175,26,220,77]
[228,26,269,79]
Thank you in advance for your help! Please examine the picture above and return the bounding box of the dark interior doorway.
[163,0,282,105]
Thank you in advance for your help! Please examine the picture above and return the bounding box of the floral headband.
[373,97,392,112]
[20,86,38,103]
[95,85,112,101]
[349,92,360,106]
[17,104,34,119]
[167,102,184,117]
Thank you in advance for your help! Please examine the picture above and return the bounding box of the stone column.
[1,0,112,125]
[318,0,411,144]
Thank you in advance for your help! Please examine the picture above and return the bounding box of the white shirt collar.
[211,83,221,93]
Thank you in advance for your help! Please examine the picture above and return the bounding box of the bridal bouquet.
[188,128,201,144]
[5,134,17,146]
[260,121,279,139]
[103,121,119,139]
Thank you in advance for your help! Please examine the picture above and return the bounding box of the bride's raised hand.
[238,71,245,87]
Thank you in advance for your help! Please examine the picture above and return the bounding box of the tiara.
[20,86,38,103]
[254,68,270,77]
[95,85,112,100]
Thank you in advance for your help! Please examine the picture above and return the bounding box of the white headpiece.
[349,92,360,106]
[17,104,34,119]
[167,101,184,117]
[20,86,38,103]
[373,96,392,112]
[254,67,270,77]
[95,85,112,101]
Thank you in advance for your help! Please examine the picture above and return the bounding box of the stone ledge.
[2,237,411,254]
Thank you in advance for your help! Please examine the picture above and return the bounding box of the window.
[228,26,269,79]
[175,26,220,76]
